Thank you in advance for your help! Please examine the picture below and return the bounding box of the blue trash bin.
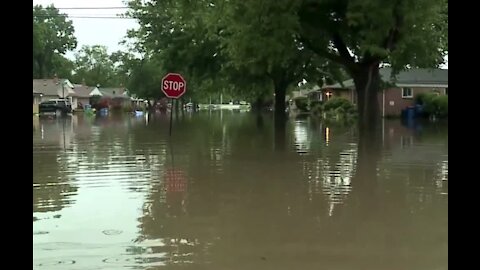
[406,106,415,120]
[99,108,109,116]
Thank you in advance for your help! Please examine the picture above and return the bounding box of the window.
[402,87,413,98]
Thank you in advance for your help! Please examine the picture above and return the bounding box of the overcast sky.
[33,0,138,59]
[33,0,447,68]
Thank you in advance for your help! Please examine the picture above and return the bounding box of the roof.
[101,88,125,97]
[323,79,355,90]
[96,87,130,99]
[322,68,448,90]
[380,67,448,87]
[71,84,93,98]
[89,87,102,96]
[33,79,75,97]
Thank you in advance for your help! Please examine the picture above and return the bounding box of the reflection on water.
[33,113,447,269]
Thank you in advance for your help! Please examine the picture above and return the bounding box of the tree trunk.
[349,63,383,191]
[355,123,381,190]
[352,63,382,137]
[180,98,185,117]
[147,100,155,112]
[256,113,264,130]
[273,80,287,125]
[273,79,288,152]
[252,96,265,112]
[274,118,286,152]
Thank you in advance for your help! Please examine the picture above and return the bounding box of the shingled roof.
[32,79,75,97]
[72,84,93,98]
[100,88,129,98]
[322,68,448,90]
[380,67,448,86]
[89,87,131,99]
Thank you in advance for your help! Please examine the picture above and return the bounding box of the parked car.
[39,99,72,115]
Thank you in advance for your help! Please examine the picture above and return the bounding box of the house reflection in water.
[33,116,75,149]
[294,118,448,217]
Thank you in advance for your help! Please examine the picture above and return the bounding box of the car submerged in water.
[39,99,72,116]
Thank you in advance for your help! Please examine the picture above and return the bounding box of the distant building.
[89,87,132,110]
[33,76,77,109]
[307,67,448,117]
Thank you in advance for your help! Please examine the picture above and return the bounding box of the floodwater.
[33,112,448,270]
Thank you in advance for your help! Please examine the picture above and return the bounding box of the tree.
[297,0,448,132]
[126,0,226,101]
[127,0,341,123]
[72,45,120,87]
[211,0,311,119]
[125,55,165,105]
[192,0,447,131]
[51,54,74,79]
[33,4,77,78]
[109,50,138,87]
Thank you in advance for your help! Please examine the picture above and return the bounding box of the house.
[309,79,356,104]
[33,89,42,114]
[379,67,448,117]
[308,67,448,117]
[89,87,132,109]
[291,85,320,100]
[32,77,77,109]
[71,84,93,110]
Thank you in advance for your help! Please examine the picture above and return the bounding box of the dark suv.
[39,99,72,115]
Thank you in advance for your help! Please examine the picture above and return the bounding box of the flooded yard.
[33,112,447,270]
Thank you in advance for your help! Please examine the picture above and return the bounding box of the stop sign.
[161,73,186,99]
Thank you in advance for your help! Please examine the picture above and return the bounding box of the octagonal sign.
[161,73,186,99]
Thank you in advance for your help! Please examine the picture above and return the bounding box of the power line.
[34,14,136,20]
[68,16,136,19]
[35,6,130,10]
[58,7,129,10]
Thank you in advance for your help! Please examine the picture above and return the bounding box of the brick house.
[379,68,448,117]
[308,67,448,117]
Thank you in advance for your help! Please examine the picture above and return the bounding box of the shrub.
[433,95,448,118]
[323,97,355,112]
[318,97,357,121]
[94,99,109,110]
[415,92,429,105]
[90,96,102,107]
[420,93,448,118]
[294,97,309,112]
[310,101,323,115]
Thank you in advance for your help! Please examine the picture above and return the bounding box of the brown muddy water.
[33,112,447,270]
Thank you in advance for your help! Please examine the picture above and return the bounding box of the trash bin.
[406,106,415,120]
[99,108,109,116]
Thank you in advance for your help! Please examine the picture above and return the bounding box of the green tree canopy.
[124,0,447,129]
[297,0,447,129]
[33,4,77,79]
[72,45,120,87]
